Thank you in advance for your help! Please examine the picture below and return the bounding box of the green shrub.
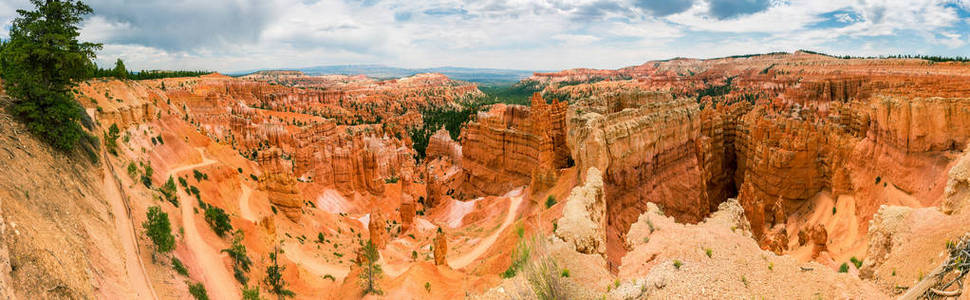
[143,206,174,253]
[141,164,154,188]
[160,176,178,207]
[501,240,531,278]
[673,260,683,269]
[204,205,232,237]
[705,248,713,258]
[560,268,570,277]
[545,195,556,208]
[241,285,260,300]
[850,257,863,269]
[172,257,189,276]
[127,162,138,179]
[105,124,121,155]
[839,263,849,273]
[188,282,209,300]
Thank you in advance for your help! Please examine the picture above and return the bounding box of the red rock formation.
[258,147,303,221]
[369,211,388,249]
[458,93,568,197]
[433,228,447,266]
[400,201,415,233]
[425,127,462,164]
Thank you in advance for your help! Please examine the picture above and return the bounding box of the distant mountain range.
[232,64,542,84]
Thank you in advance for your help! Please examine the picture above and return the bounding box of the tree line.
[89,58,212,80]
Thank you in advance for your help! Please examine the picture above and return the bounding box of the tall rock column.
[258,147,303,222]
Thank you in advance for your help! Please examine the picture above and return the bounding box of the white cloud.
[2,0,969,71]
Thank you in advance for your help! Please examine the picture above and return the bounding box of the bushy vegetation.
[850,256,863,269]
[141,163,154,188]
[501,239,531,278]
[839,262,850,273]
[104,124,121,155]
[160,176,178,206]
[188,282,209,300]
[544,195,557,209]
[204,205,232,237]
[222,230,252,284]
[127,162,138,179]
[241,286,260,300]
[172,257,189,276]
[0,0,101,152]
[143,206,175,253]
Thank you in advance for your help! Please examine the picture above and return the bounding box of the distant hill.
[234,65,540,84]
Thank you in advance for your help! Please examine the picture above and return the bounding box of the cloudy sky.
[1,0,969,72]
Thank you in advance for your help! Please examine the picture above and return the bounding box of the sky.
[1,0,969,73]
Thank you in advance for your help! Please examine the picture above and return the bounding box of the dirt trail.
[102,160,158,300]
[169,149,238,300]
[448,194,523,269]
[281,241,350,280]
[238,184,256,222]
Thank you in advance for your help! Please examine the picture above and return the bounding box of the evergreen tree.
[113,58,127,79]
[142,206,175,253]
[264,246,294,299]
[0,0,102,151]
[221,230,253,284]
[359,239,384,295]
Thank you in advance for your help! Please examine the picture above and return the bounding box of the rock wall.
[458,93,568,197]
[566,90,747,270]
[258,147,303,221]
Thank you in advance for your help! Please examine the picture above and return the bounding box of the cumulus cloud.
[0,0,967,72]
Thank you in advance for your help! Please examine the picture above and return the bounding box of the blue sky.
[1,0,969,72]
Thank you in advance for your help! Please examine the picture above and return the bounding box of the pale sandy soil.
[238,183,256,222]
[102,161,158,299]
[449,194,524,269]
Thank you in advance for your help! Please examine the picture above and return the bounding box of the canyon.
[2,51,970,299]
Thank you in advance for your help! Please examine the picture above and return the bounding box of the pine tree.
[359,239,383,295]
[142,206,175,253]
[264,246,294,299]
[113,58,127,79]
[0,0,102,151]
[221,230,252,284]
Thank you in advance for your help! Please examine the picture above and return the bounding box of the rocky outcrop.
[258,147,303,221]
[425,127,462,164]
[944,146,970,215]
[806,224,829,258]
[369,211,388,249]
[458,93,569,197]
[433,229,447,266]
[400,201,415,233]
[859,205,914,279]
[566,90,743,270]
[555,167,606,256]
